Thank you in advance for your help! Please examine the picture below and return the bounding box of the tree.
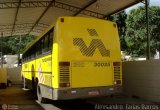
[125,6,160,58]
[0,37,12,55]
[109,11,127,51]
[0,35,36,55]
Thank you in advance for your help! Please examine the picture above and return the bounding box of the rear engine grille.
[114,66,121,80]
[59,66,70,82]
[59,62,70,87]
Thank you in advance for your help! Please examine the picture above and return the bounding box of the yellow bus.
[21,17,122,102]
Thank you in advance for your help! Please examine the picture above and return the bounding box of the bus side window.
[26,51,29,61]
[42,34,48,53]
[31,46,35,59]
[49,28,53,51]
[34,28,54,56]
[28,49,32,60]
[36,40,42,56]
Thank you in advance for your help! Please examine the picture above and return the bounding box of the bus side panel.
[34,55,53,100]
[35,57,45,85]
[35,55,52,87]
[21,62,28,83]
[21,60,36,89]
[52,27,59,88]
[21,63,27,78]
[28,60,35,80]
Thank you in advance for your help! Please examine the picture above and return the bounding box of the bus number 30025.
[94,62,110,67]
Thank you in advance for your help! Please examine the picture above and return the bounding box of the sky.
[125,0,160,13]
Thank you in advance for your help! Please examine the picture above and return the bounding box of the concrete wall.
[7,67,22,84]
[123,60,160,102]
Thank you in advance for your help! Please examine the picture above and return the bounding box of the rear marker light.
[71,90,77,94]
[109,88,114,91]
[60,18,64,22]
[113,23,117,28]
[64,90,77,94]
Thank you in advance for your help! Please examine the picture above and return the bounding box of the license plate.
[88,90,99,95]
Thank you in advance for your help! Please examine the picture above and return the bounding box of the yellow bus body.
[21,17,122,101]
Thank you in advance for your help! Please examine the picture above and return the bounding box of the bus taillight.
[113,62,120,66]
[114,80,121,85]
[59,62,70,66]
[113,62,121,85]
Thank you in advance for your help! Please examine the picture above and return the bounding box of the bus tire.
[32,77,35,92]
[32,78,38,99]
[37,84,47,103]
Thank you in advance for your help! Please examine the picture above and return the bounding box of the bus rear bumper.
[52,86,122,100]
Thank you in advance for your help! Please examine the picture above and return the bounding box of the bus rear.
[53,17,122,100]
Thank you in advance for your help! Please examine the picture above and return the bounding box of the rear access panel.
[71,61,113,88]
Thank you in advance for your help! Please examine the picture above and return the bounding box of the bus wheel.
[37,84,47,103]
[33,78,38,99]
[32,77,36,92]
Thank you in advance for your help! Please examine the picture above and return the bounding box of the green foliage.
[0,35,36,55]
[109,11,127,51]
[125,6,160,57]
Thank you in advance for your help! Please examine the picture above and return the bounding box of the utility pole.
[0,52,2,68]
[18,35,22,66]
[1,32,3,68]
[145,0,150,60]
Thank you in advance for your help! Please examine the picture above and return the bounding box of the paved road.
[0,85,44,110]
[39,96,159,110]
[0,85,160,110]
